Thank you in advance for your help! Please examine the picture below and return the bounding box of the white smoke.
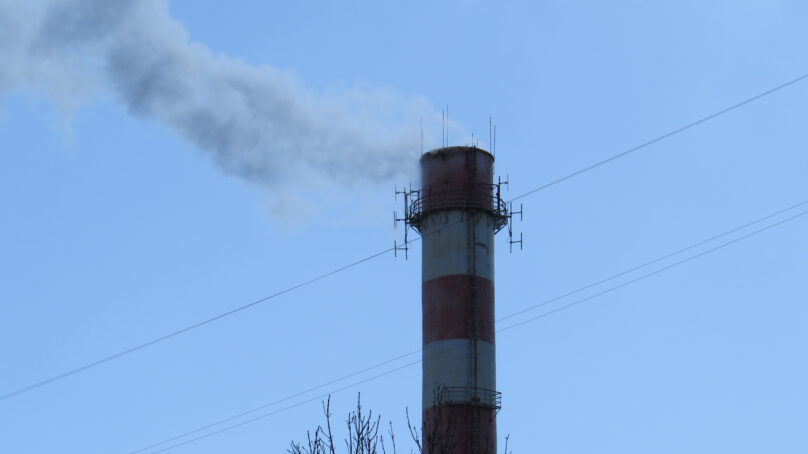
[0,0,434,186]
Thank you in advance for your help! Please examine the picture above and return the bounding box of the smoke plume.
[0,0,433,186]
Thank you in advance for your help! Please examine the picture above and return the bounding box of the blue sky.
[1,1,807,453]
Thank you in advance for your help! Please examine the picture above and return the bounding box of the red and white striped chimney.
[407,146,507,454]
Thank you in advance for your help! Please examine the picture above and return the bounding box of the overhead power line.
[145,359,423,454]
[497,198,808,323]
[129,201,808,454]
[127,349,422,454]
[497,208,808,331]
[0,247,395,402]
[509,72,808,201]
[2,72,805,403]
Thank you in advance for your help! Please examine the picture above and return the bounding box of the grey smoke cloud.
[0,0,434,185]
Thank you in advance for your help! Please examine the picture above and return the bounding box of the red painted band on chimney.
[422,275,495,344]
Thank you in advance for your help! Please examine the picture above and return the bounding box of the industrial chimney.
[398,146,511,454]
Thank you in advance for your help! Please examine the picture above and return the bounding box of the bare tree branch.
[288,394,512,454]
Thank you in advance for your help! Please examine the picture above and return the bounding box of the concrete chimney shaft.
[412,146,504,454]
